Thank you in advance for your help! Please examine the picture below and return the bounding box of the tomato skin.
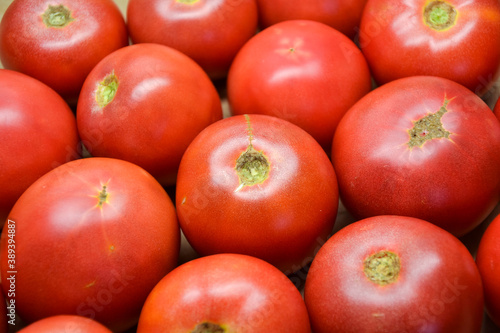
[0,158,180,332]
[331,76,500,237]
[304,215,484,333]
[227,20,372,152]
[127,0,258,79]
[0,0,128,103]
[0,69,80,226]
[359,0,500,96]
[476,213,500,327]
[138,253,311,332]
[18,315,112,333]
[77,43,222,187]
[176,114,338,273]
[494,97,500,121]
[256,0,368,39]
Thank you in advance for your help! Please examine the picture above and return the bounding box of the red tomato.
[137,253,311,332]
[18,315,112,333]
[331,76,500,237]
[494,97,500,121]
[476,212,500,327]
[127,0,258,79]
[176,114,338,273]
[304,215,484,333]
[256,0,368,39]
[359,0,500,96]
[227,20,372,151]
[77,43,222,187]
[0,0,128,103]
[0,69,80,226]
[0,158,180,332]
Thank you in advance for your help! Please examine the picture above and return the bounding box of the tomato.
[137,253,311,332]
[127,0,258,79]
[304,215,484,333]
[18,315,112,333]
[227,20,372,151]
[255,0,368,39]
[0,69,80,226]
[359,0,500,96]
[77,43,222,187]
[0,0,128,104]
[0,157,180,332]
[494,97,500,121]
[331,76,500,237]
[476,212,500,327]
[176,114,338,273]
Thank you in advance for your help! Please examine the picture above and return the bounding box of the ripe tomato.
[304,215,484,333]
[77,43,222,187]
[227,20,372,152]
[0,69,80,226]
[127,0,258,79]
[0,0,128,104]
[359,0,500,96]
[137,253,311,332]
[331,76,500,237]
[494,97,500,121]
[256,0,368,39]
[176,114,338,273]
[18,315,112,333]
[0,158,180,332]
[476,212,500,327]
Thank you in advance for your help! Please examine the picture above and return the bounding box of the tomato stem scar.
[407,98,452,148]
[191,322,226,333]
[96,72,118,108]
[42,5,74,28]
[424,1,457,31]
[364,251,401,286]
[97,185,109,208]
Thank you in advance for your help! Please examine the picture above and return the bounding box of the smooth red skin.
[256,0,368,39]
[127,0,258,79]
[138,254,311,332]
[476,213,500,327]
[494,97,500,121]
[0,0,128,103]
[176,114,339,273]
[0,69,80,226]
[227,20,372,152]
[77,43,222,187]
[18,315,112,333]
[360,0,500,96]
[331,76,500,237]
[0,158,180,332]
[304,215,484,333]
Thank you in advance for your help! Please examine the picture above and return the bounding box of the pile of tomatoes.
[1,0,500,332]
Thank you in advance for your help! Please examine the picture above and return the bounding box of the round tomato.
[0,0,128,104]
[0,69,80,226]
[331,76,500,237]
[18,315,112,333]
[304,215,484,333]
[137,253,311,332]
[0,158,180,332]
[176,114,338,273]
[476,212,500,327]
[256,0,368,39]
[227,20,372,152]
[359,0,500,96]
[77,43,222,187]
[127,0,258,79]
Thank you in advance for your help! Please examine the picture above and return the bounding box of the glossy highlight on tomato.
[0,0,129,103]
[304,215,484,333]
[359,0,500,96]
[138,254,311,332]
[176,114,338,273]
[331,76,500,237]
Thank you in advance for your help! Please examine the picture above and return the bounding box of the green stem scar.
[191,322,226,333]
[176,0,200,4]
[235,115,270,191]
[407,99,452,149]
[97,185,109,208]
[364,251,401,286]
[424,1,457,31]
[42,4,74,28]
[96,72,118,108]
